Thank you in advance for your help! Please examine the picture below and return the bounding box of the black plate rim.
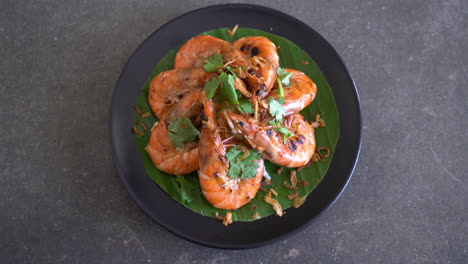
[109,3,362,249]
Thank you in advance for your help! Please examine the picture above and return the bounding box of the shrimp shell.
[174,35,248,69]
[148,68,215,120]
[145,90,204,175]
[225,112,316,168]
[269,68,317,115]
[198,99,264,210]
[233,36,279,98]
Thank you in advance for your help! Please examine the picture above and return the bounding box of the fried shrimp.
[174,35,248,69]
[233,36,279,99]
[145,90,204,175]
[147,68,215,120]
[139,33,326,221]
[225,112,315,167]
[268,68,317,115]
[198,99,264,210]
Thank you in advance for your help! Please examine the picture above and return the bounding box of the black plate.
[109,4,361,249]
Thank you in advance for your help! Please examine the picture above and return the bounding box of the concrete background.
[1,0,466,263]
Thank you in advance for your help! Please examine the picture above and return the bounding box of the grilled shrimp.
[198,99,264,210]
[148,68,215,120]
[174,35,248,69]
[145,90,204,175]
[268,68,317,115]
[225,112,315,168]
[233,36,279,99]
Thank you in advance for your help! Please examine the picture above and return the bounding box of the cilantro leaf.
[204,77,219,99]
[167,117,200,148]
[218,72,239,104]
[235,89,242,99]
[228,163,241,178]
[268,97,286,121]
[276,126,293,143]
[225,65,237,77]
[226,146,243,161]
[269,120,281,127]
[237,99,255,114]
[244,149,262,162]
[226,146,262,179]
[226,146,243,179]
[277,67,293,86]
[203,53,224,72]
[268,120,293,143]
[238,150,261,178]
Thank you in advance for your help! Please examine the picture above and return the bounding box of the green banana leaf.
[134,28,339,221]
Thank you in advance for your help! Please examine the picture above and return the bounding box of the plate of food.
[109,4,361,249]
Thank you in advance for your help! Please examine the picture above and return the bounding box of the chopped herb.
[228,163,242,178]
[268,97,286,121]
[167,117,200,148]
[269,120,281,127]
[269,120,293,143]
[276,126,293,143]
[226,146,262,179]
[277,67,293,86]
[226,146,242,162]
[225,65,237,77]
[276,77,284,98]
[202,55,240,104]
[204,77,219,99]
[203,53,224,72]
[237,99,255,114]
[235,89,242,99]
[218,72,239,104]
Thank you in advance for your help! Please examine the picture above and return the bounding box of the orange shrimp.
[225,112,315,168]
[145,90,204,175]
[174,35,248,69]
[148,68,215,120]
[233,36,279,99]
[268,68,317,115]
[198,100,264,210]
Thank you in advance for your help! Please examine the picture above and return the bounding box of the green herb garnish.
[226,146,262,179]
[277,67,293,86]
[268,97,286,121]
[276,77,284,98]
[218,72,239,104]
[167,117,200,147]
[202,54,240,104]
[203,53,224,72]
[204,77,219,99]
[237,99,255,114]
[268,120,280,127]
[269,120,293,143]
[276,126,293,143]
[225,65,237,77]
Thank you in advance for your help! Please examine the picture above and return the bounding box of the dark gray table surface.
[1,0,466,263]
